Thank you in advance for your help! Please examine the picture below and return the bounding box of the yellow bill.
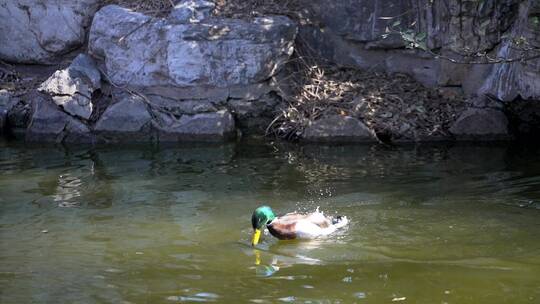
[252,229,261,246]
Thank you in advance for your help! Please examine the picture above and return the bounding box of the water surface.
[1,141,540,303]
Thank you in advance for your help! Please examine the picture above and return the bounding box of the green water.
[1,141,540,303]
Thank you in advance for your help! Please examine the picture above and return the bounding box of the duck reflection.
[250,245,323,278]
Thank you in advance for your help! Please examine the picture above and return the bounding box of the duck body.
[267,211,348,240]
[251,206,348,245]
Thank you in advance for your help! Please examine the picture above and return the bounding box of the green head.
[251,206,276,246]
[251,206,276,230]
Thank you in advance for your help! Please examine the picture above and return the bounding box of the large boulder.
[302,115,377,143]
[38,54,101,120]
[449,108,511,140]
[89,5,297,88]
[0,0,100,63]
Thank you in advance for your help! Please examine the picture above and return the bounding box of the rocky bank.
[1,0,539,144]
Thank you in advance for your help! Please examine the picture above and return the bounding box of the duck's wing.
[304,212,333,228]
[295,215,349,239]
[275,212,308,223]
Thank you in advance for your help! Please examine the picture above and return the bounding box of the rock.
[0,105,7,135]
[0,0,100,63]
[478,1,540,101]
[95,94,152,133]
[38,54,101,120]
[296,0,540,99]
[70,53,102,88]
[229,93,281,133]
[155,110,236,141]
[7,100,31,132]
[149,95,219,115]
[449,108,511,140]
[0,90,14,134]
[302,115,377,142]
[169,0,215,23]
[26,93,94,143]
[89,5,297,87]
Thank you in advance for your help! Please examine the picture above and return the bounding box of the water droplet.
[278,296,296,302]
[354,292,366,299]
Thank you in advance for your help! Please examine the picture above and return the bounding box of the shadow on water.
[1,139,540,303]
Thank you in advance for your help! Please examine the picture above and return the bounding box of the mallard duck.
[251,206,348,246]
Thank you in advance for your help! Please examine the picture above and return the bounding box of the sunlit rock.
[0,0,100,63]
[169,0,215,23]
[89,5,297,87]
[38,54,101,120]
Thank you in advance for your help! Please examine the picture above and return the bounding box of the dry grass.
[268,42,466,141]
[99,0,175,16]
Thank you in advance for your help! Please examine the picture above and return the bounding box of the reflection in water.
[54,173,82,207]
[1,140,540,303]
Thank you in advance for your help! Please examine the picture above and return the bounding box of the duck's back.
[267,212,337,240]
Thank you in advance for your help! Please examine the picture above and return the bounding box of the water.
[1,140,540,303]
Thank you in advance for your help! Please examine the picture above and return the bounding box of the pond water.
[1,140,540,303]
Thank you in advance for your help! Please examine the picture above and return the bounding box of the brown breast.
[267,221,297,240]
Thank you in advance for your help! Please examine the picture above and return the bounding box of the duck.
[251,206,348,246]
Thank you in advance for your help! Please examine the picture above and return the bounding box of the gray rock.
[26,93,94,143]
[38,54,101,120]
[149,95,219,115]
[0,90,23,135]
[89,5,297,87]
[297,0,540,100]
[169,0,215,23]
[0,0,100,63]
[229,94,282,134]
[449,108,511,140]
[302,115,377,142]
[0,105,7,135]
[95,94,152,132]
[479,1,540,101]
[71,53,102,88]
[155,110,236,141]
[0,90,13,134]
